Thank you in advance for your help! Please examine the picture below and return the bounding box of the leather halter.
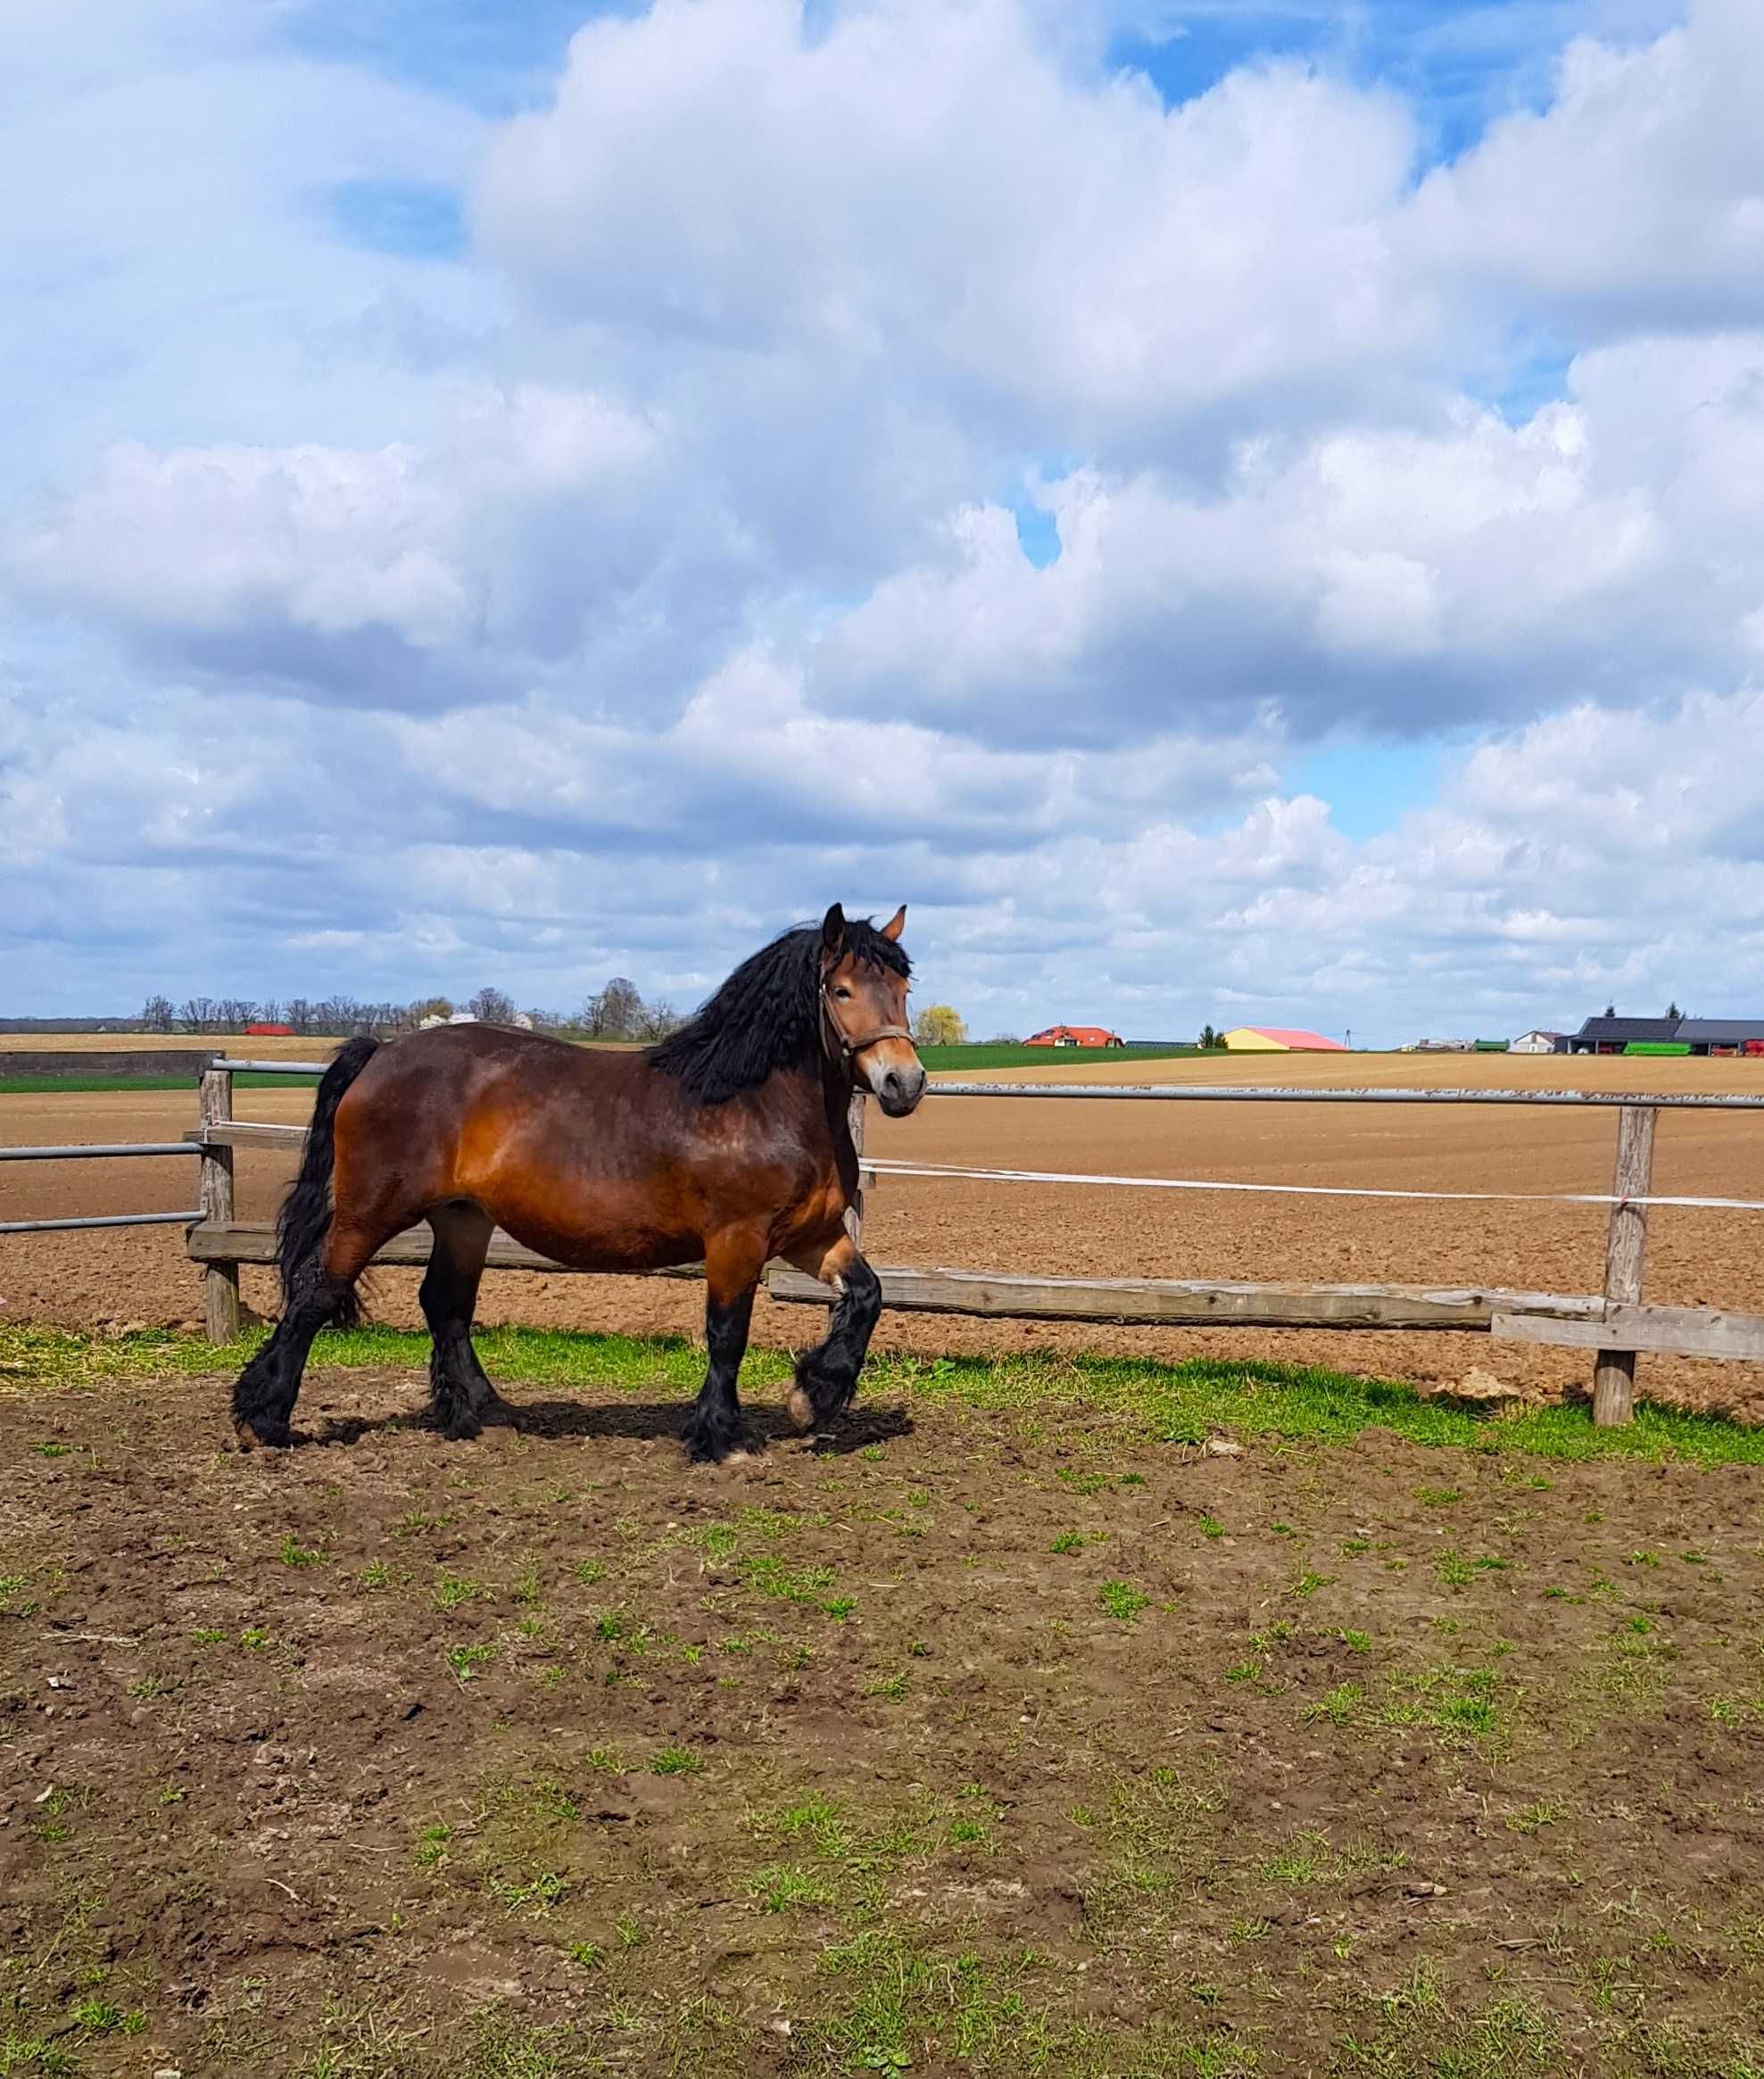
[820,982,913,1064]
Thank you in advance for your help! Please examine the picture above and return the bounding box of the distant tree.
[468,987,517,1026]
[1666,1000,1684,1021]
[285,998,317,1035]
[1604,1001,1616,1018]
[524,1006,566,1033]
[640,997,682,1041]
[984,1032,1021,1045]
[179,996,220,1033]
[1198,1023,1219,1049]
[585,978,646,1041]
[138,993,174,1033]
[410,996,453,1025]
[912,1004,967,1047]
[217,998,255,1031]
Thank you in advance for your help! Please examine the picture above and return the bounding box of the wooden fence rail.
[162,1059,1764,1426]
[11,1058,1758,1421]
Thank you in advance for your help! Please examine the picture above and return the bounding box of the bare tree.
[180,996,220,1033]
[585,977,645,1040]
[138,994,174,1033]
[640,997,681,1041]
[285,998,317,1035]
[468,986,518,1026]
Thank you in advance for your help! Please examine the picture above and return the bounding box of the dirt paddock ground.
[8,1051,1764,2073]
[6,1048,1764,1421]
[4,1347,1764,2075]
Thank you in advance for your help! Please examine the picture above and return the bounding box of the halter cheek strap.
[821,982,913,1063]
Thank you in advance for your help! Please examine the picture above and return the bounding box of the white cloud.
[1406,0,1764,338]
[7,0,1764,1041]
[477,0,1429,456]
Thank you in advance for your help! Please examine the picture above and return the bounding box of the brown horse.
[232,905,924,1462]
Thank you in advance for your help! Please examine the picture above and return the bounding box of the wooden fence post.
[1592,1103,1656,1427]
[198,1063,241,1344]
[844,1089,866,1249]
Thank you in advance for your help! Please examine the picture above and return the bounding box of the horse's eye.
[835,987,852,999]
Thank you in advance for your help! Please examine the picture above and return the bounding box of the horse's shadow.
[304,1395,913,1456]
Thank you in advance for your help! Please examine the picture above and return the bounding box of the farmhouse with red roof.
[1024,1023,1124,1048]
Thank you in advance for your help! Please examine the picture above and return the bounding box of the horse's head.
[819,902,926,1117]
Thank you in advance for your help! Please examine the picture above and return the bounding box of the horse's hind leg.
[421,1203,501,1440]
[784,1233,882,1434]
[682,1228,767,1464]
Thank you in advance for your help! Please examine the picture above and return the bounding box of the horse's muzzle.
[871,1061,927,1116]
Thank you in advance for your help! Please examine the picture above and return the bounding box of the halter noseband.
[821,982,913,1064]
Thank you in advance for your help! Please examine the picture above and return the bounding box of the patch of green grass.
[1437,1548,1511,1586]
[12,1322,1764,1469]
[278,1535,325,1568]
[649,1744,704,1777]
[1098,1579,1151,1622]
[444,1644,496,1683]
[1304,1681,1366,1727]
[749,1863,830,1913]
[487,1868,569,1914]
[1508,1800,1567,1835]
[413,1821,452,1871]
[1379,1663,1505,1742]
[1050,1530,1086,1554]
[433,1568,487,1610]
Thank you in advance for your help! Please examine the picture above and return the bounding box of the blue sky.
[4,0,1763,1046]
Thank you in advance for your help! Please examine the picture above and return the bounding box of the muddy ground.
[7,1050,1764,1419]
[4,1353,1764,2075]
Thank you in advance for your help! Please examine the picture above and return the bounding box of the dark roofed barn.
[1677,1019,1764,1055]
[1571,1016,1681,1055]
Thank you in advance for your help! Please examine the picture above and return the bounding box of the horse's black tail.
[276,1035,380,1327]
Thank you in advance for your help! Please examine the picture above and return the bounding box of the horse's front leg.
[682,1228,767,1464]
[784,1231,882,1435]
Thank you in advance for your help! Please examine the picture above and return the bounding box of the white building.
[1511,1030,1566,1055]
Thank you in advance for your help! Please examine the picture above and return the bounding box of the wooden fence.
[170,1057,1764,1429]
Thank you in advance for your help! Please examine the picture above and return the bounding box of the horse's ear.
[820,903,846,957]
[879,905,907,942]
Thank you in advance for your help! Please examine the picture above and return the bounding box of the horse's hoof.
[683,1424,751,1465]
[786,1385,816,1433]
[439,1412,484,1442]
[235,1419,291,1452]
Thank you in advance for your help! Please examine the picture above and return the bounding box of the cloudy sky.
[4,0,1760,1043]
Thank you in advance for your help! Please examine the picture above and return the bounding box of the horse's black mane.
[649,917,909,1105]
